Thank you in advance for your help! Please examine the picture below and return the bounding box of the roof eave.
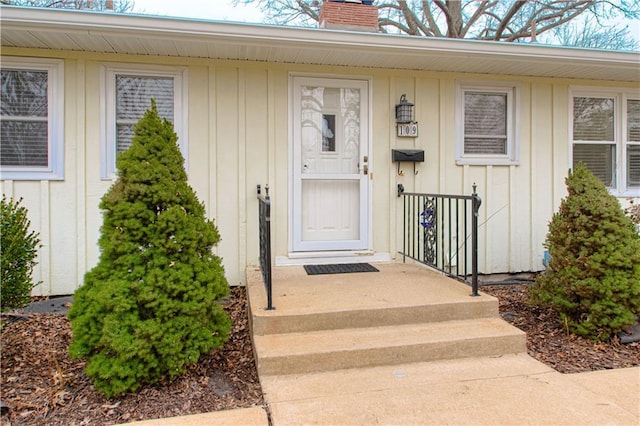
[1,6,639,82]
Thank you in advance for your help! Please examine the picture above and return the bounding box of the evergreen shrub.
[1,196,41,312]
[68,101,231,397]
[529,163,640,341]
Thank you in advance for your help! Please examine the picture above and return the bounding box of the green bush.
[68,101,231,397]
[1,196,41,312]
[529,163,640,341]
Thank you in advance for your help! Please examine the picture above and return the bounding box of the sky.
[131,0,264,22]
[131,0,639,45]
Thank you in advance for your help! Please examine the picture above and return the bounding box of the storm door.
[292,77,370,251]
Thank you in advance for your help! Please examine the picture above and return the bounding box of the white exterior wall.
[2,47,637,295]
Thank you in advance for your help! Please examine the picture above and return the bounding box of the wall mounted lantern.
[395,94,418,138]
[395,94,414,124]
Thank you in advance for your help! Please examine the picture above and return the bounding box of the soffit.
[1,6,639,83]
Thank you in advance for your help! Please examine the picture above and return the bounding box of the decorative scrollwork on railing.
[399,187,480,297]
[420,197,437,264]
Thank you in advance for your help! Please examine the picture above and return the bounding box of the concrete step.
[254,317,526,376]
[251,300,499,336]
[247,263,501,336]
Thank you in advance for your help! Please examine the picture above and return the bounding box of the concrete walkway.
[262,354,639,425]
[128,357,638,425]
[125,406,269,425]
[129,262,639,425]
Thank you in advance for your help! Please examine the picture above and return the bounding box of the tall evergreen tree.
[69,101,230,397]
[530,163,640,341]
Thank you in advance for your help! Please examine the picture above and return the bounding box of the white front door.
[292,77,370,252]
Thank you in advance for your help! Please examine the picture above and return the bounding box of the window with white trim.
[456,81,518,165]
[103,65,187,178]
[0,57,64,180]
[571,89,640,196]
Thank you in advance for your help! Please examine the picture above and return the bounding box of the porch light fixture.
[395,94,414,124]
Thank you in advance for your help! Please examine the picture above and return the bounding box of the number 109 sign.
[397,123,418,137]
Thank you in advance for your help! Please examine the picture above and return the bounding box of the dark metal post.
[471,184,481,297]
[257,184,274,310]
[402,193,406,263]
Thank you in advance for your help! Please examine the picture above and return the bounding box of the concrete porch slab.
[247,262,498,335]
[248,262,487,314]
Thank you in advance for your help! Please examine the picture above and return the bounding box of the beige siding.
[2,47,637,295]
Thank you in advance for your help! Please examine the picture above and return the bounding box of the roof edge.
[2,6,639,76]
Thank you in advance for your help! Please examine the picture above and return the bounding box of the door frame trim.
[288,72,374,254]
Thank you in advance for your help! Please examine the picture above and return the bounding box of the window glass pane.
[1,70,48,118]
[573,97,614,141]
[115,75,174,153]
[573,144,615,187]
[464,92,507,155]
[116,124,135,153]
[1,121,48,166]
[628,145,640,188]
[628,99,640,142]
[322,114,335,152]
[464,137,507,154]
[1,69,49,167]
[300,86,360,174]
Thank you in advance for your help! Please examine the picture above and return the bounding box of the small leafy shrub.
[529,163,640,341]
[1,196,41,312]
[68,101,231,397]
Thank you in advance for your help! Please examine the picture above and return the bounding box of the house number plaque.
[397,123,418,137]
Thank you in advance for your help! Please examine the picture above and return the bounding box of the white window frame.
[569,87,640,197]
[101,64,188,179]
[455,80,519,166]
[0,57,64,181]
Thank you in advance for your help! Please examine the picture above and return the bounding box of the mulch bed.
[0,287,263,426]
[2,282,638,425]
[482,283,640,373]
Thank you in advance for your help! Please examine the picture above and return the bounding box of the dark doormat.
[303,263,379,275]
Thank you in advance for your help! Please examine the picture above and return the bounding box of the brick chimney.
[319,0,379,33]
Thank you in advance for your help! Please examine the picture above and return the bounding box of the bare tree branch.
[492,1,527,41]
[232,0,639,50]
[460,1,496,38]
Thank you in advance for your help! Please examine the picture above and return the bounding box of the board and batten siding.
[2,47,636,295]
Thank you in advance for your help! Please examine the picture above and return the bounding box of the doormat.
[303,263,379,275]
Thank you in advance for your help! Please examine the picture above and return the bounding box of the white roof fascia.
[1,6,639,82]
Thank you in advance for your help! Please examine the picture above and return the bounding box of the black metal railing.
[399,185,482,296]
[257,184,274,310]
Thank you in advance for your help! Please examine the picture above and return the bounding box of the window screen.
[628,99,640,188]
[0,69,49,167]
[573,97,614,141]
[115,75,174,153]
[572,96,616,188]
[464,92,507,155]
[573,144,616,187]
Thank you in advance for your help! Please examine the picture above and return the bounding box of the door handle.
[363,164,368,175]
